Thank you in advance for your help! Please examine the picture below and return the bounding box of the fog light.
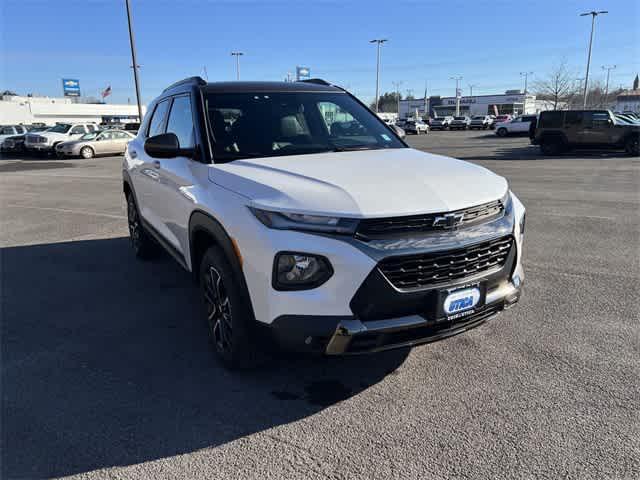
[273,252,333,291]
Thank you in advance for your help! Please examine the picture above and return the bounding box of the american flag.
[101,85,112,98]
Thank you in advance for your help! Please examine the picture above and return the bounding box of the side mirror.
[144,132,194,159]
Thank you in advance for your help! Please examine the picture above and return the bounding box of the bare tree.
[533,60,578,110]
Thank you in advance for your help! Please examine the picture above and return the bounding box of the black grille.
[356,200,504,239]
[378,236,513,291]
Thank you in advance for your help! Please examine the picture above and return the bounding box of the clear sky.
[2,0,639,105]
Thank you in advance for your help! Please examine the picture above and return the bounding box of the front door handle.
[152,160,161,168]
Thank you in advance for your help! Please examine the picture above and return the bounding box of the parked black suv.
[533,110,639,156]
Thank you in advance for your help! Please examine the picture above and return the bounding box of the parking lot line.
[5,203,126,220]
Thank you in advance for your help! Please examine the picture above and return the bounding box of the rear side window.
[70,125,86,134]
[564,111,583,126]
[166,96,195,148]
[147,100,170,137]
[539,111,563,128]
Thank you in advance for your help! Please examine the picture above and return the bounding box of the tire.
[199,246,262,370]
[540,137,561,155]
[126,191,158,259]
[625,136,639,156]
[55,151,65,159]
[80,146,94,159]
[497,128,508,137]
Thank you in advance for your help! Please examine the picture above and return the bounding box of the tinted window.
[166,96,195,148]
[588,112,611,128]
[86,125,96,132]
[16,126,26,134]
[147,100,170,137]
[564,111,583,126]
[49,124,72,133]
[70,125,86,134]
[206,91,404,162]
[539,111,563,128]
[0,127,15,135]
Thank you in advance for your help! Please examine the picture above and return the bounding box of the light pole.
[602,65,616,101]
[519,71,533,94]
[370,39,388,113]
[231,51,244,80]
[468,84,478,96]
[125,0,143,121]
[450,76,462,116]
[392,81,402,116]
[580,10,608,108]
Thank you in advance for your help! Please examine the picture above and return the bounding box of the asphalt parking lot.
[2,130,639,479]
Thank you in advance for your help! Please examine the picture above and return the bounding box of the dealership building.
[399,91,541,119]
[0,94,145,126]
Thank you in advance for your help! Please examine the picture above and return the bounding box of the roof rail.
[163,76,207,92]
[300,78,331,86]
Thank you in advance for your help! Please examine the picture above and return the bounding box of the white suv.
[123,77,526,369]
[25,122,99,153]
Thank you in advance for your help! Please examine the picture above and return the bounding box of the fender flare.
[188,210,257,320]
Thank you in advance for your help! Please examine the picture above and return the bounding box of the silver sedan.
[56,130,135,159]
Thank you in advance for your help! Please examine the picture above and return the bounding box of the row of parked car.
[0,122,139,158]
[396,114,519,135]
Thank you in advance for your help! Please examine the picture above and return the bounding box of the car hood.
[58,139,86,148]
[33,131,68,141]
[208,148,508,218]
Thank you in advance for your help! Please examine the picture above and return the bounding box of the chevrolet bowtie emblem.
[432,212,465,228]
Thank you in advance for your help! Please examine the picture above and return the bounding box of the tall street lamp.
[602,65,616,100]
[450,76,462,116]
[231,51,244,80]
[580,10,608,107]
[125,0,143,121]
[370,39,388,113]
[468,84,478,96]
[519,71,533,94]
[392,81,402,116]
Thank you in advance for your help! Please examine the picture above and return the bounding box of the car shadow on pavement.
[2,237,409,478]
[456,144,633,161]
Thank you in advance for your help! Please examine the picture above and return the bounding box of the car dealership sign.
[62,78,81,97]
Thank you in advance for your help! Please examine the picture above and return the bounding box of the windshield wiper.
[330,145,385,152]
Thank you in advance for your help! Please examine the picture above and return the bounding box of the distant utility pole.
[450,76,462,116]
[124,0,143,121]
[392,81,402,115]
[231,51,244,80]
[580,10,608,107]
[202,66,209,81]
[602,65,616,99]
[468,84,478,96]
[369,39,388,113]
[519,71,533,94]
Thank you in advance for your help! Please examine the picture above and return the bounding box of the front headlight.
[273,252,333,290]
[249,207,359,235]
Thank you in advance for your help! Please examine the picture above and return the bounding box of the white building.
[615,90,640,113]
[399,91,542,120]
[0,95,145,125]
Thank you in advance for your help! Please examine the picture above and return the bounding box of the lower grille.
[378,236,513,291]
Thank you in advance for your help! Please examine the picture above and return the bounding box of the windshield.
[454,116,466,120]
[472,116,484,120]
[80,132,99,140]
[206,91,405,162]
[49,123,72,133]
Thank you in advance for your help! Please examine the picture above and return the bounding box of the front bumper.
[26,143,53,152]
[269,278,522,355]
